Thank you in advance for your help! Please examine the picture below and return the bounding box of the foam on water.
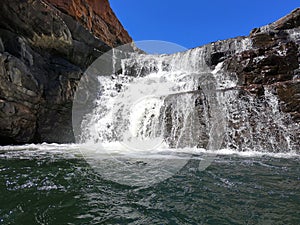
[0,143,299,159]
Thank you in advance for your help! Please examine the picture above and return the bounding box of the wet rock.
[227,10,299,123]
[277,82,300,121]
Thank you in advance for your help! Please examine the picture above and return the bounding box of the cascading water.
[222,87,298,152]
[74,38,299,154]
[76,49,222,152]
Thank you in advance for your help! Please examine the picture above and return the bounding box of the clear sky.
[109,1,299,50]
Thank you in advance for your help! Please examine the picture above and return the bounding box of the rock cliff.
[207,8,300,149]
[0,0,132,144]
[221,9,300,122]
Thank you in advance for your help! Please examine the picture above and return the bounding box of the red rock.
[45,0,132,47]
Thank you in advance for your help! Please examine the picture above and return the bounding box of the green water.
[0,147,299,225]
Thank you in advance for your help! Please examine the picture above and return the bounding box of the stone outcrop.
[44,0,132,47]
[222,8,300,122]
[206,8,300,150]
[0,0,132,144]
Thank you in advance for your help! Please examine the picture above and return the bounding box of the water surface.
[0,144,299,224]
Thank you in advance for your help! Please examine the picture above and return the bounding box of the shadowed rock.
[0,0,132,144]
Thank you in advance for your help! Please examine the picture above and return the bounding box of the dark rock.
[0,38,4,53]
[208,52,226,67]
[277,82,300,121]
[208,8,300,90]
[0,0,132,144]
[0,52,40,144]
[273,8,300,30]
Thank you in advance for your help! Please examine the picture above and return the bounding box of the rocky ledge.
[0,0,132,144]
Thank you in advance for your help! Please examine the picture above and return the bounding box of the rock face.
[222,8,300,122]
[44,0,132,47]
[0,0,132,144]
[207,8,300,150]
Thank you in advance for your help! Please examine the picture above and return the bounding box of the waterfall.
[73,39,299,153]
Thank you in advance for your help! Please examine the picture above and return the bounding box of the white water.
[79,49,223,151]
[0,143,299,159]
[75,38,299,156]
[1,141,298,187]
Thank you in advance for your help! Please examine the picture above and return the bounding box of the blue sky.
[110,1,299,51]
